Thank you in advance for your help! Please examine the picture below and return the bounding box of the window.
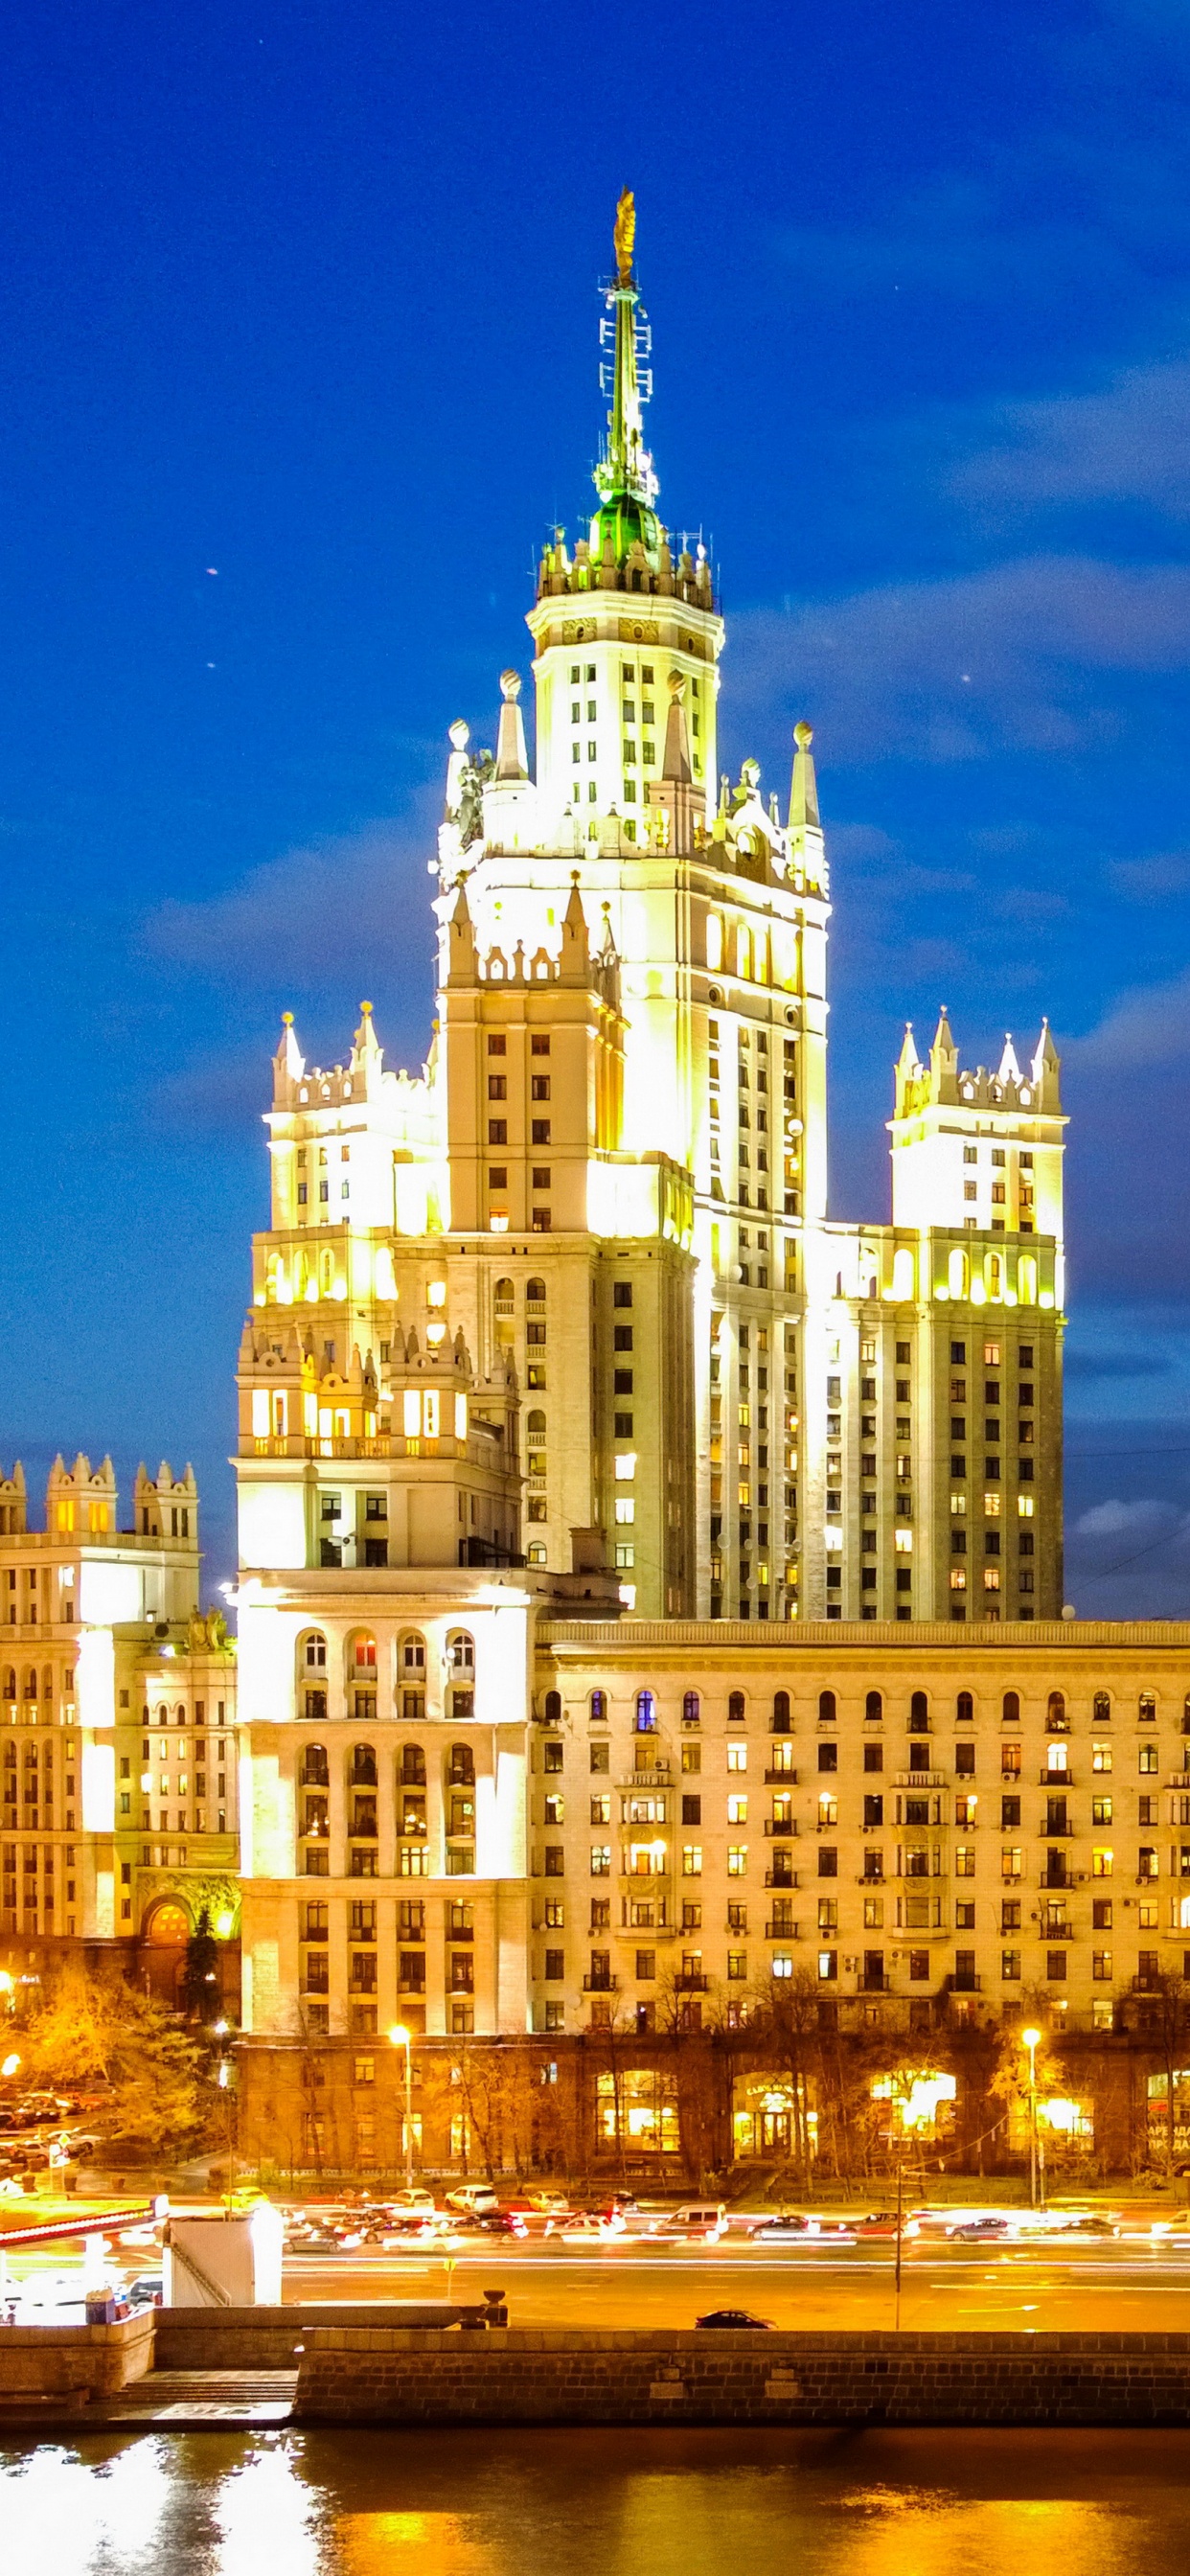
[683,1691,700,1727]
[818,1690,836,1725]
[728,1690,745,1724]
[635,1690,656,1734]
[682,1847,702,1876]
[1002,1690,1020,1725]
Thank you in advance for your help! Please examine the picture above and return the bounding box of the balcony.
[1040,1769,1074,1786]
[894,1773,947,1790]
[765,1867,800,1889]
[1041,1823,1074,1838]
[617,1767,671,1789]
[857,1872,884,1886]
[349,1820,378,1841]
[675,1973,709,1992]
[764,1766,799,1784]
[766,1919,800,1939]
[946,1972,982,1993]
[583,1974,618,1993]
[858,1975,891,1993]
[764,1820,797,1837]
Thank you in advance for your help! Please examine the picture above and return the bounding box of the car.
[384,2188,438,2217]
[947,2217,1012,2241]
[545,2212,623,2242]
[125,2273,163,2309]
[748,2216,812,2242]
[525,2190,571,2214]
[696,2309,773,2330]
[445,2184,499,2216]
[853,2212,920,2239]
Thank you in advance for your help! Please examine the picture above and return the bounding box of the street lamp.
[388,2023,414,2188]
[1022,2026,1041,2210]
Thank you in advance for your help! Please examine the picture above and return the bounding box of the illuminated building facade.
[0,1454,240,2009]
[241,195,1064,1630]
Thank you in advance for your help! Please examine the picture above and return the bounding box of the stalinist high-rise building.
[240,193,1064,1631]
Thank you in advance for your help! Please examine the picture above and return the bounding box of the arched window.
[2,1741,13,1767]
[635,1690,656,1735]
[544,1690,561,1726]
[2,1668,14,1701]
[400,1742,425,1785]
[728,1690,745,1723]
[948,1247,968,1299]
[910,1690,928,1728]
[1093,1690,1111,1724]
[400,1632,426,1676]
[43,1669,55,1703]
[891,1247,914,1301]
[987,1252,1003,1301]
[301,1743,329,1786]
[527,1410,547,1437]
[819,1690,836,1726]
[1003,1690,1020,1725]
[682,1690,700,1727]
[1018,1254,1037,1306]
[23,1669,36,1701]
[350,1742,378,1786]
[448,1742,475,1785]
[1139,1690,1156,1724]
[351,1633,378,1674]
[156,1702,169,1725]
[590,1690,607,1724]
[304,1633,327,1670]
[706,911,723,973]
[526,1277,546,1304]
[1047,1690,1067,1732]
[956,1691,973,1724]
[448,1633,475,1717]
[174,1702,185,1726]
[771,1690,791,1734]
[493,1276,515,1314]
[865,1690,882,1724]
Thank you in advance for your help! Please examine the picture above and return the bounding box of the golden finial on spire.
[613,188,635,285]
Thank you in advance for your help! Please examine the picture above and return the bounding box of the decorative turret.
[0,1463,26,1536]
[46,1453,118,1538]
[889,1013,1067,1250]
[133,1461,198,1545]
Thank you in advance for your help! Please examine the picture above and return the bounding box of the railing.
[674,1973,709,1992]
[583,1975,618,1993]
[349,1820,378,1840]
[764,1868,800,1889]
[766,1920,799,1939]
[764,1766,799,1784]
[1041,1823,1074,1837]
[617,1768,671,1788]
[1040,1769,1073,1785]
[764,1820,797,1837]
[946,1972,982,1993]
[857,1872,884,1886]
[858,1975,891,1992]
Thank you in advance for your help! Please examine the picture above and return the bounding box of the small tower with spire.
[889,1011,1066,1247]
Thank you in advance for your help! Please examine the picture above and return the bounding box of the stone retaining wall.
[0,2311,154,2400]
[155,2301,488,2371]
[294,2327,1190,2426]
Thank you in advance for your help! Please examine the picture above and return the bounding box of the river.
[5,2426,1190,2574]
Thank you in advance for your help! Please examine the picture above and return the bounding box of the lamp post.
[1022,2025,1041,2210]
[389,2023,414,2187]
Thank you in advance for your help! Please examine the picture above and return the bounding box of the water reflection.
[0,2427,1186,2576]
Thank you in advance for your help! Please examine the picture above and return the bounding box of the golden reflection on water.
[336,2510,492,2576]
[0,2428,1184,2576]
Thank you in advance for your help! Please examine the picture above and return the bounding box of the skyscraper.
[240,192,1065,1629]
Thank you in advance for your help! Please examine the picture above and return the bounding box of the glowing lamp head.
[388,2023,411,2049]
[1,2053,20,2079]
[1021,2026,1041,2051]
[215,1911,235,1939]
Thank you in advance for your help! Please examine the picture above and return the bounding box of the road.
[281,2238,1190,2332]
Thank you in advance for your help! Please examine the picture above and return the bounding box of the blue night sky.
[2,0,1189,1608]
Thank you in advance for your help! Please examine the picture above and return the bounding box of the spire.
[591,190,660,564]
[996,1033,1022,1086]
[494,670,529,781]
[273,1012,304,1088]
[788,722,820,831]
[1031,1017,1062,1108]
[928,1007,959,1104]
[352,1000,382,1074]
[446,879,478,984]
[561,872,591,978]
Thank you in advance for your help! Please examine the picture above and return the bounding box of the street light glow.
[1022,2027,1041,2051]
[388,2023,410,2047]
[1,2053,19,2078]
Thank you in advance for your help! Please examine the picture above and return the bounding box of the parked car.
[385,2188,437,2218]
[125,2273,163,2309]
[696,2309,773,2330]
[445,2184,499,2216]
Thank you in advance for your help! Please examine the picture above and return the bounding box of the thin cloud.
[734,556,1190,765]
[950,358,1190,519]
[142,811,437,989]
[1066,963,1190,1070]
